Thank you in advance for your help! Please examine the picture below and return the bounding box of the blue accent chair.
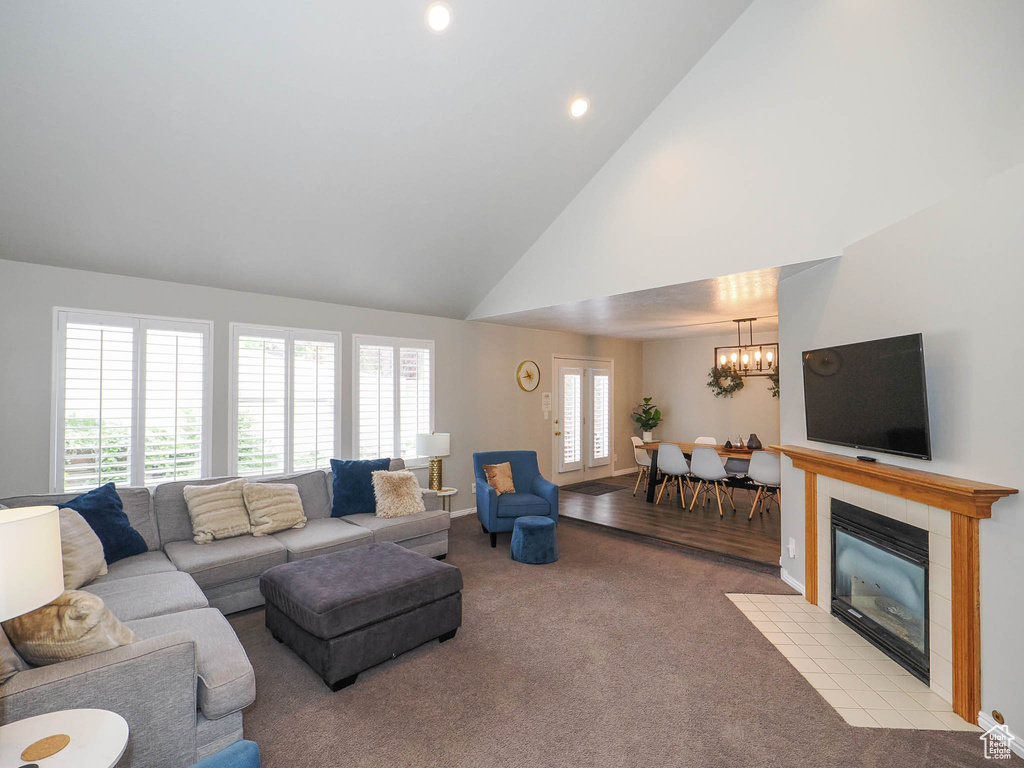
[474,450,558,548]
[190,741,261,768]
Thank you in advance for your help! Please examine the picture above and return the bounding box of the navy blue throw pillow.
[331,458,391,517]
[59,482,147,564]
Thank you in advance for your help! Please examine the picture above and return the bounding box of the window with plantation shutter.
[143,328,207,484]
[231,325,340,476]
[559,368,583,472]
[53,310,212,492]
[354,336,433,462]
[357,343,395,460]
[60,321,135,491]
[236,334,287,476]
[292,339,336,471]
[399,346,431,460]
[590,369,610,467]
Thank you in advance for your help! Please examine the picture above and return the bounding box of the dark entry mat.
[561,481,625,496]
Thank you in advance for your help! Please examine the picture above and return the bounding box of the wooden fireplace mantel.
[774,445,1017,518]
[774,445,1018,724]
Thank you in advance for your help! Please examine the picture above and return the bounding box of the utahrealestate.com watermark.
[981,723,1016,760]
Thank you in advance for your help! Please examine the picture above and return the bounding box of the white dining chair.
[689,446,735,516]
[631,436,652,496]
[694,436,717,445]
[746,450,781,520]
[654,442,691,507]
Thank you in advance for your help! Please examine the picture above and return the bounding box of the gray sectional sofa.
[0,461,447,768]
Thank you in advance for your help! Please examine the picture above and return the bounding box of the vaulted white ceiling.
[0,0,751,318]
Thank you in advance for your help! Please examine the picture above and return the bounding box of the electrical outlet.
[614,453,618,462]
[472,482,476,493]
[787,538,797,559]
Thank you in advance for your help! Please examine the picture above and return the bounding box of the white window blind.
[54,310,212,492]
[231,326,341,476]
[236,335,287,476]
[354,336,433,461]
[591,370,610,467]
[399,346,431,460]
[292,339,336,471]
[143,328,206,484]
[562,371,582,466]
[61,322,135,491]
[357,343,395,460]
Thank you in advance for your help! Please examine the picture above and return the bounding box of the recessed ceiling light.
[569,97,590,119]
[426,2,452,33]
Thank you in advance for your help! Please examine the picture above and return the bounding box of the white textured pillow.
[2,591,138,666]
[243,483,307,536]
[372,470,426,518]
[59,508,108,589]
[183,479,251,544]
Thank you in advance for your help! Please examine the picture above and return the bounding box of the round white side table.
[0,709,128,768]
[437,487,457,513]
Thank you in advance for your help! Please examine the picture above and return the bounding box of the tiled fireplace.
[777,445,1018,725]
[816,477,953,703]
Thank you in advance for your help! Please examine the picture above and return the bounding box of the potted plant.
[631,397,663,442]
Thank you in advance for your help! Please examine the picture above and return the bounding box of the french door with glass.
[555,358,612,484]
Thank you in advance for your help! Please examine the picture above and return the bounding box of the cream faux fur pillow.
[59,508,108,589]
[183,479,251,544]
[371,470,426,518]
[2,591,138,666]
[243,483,307,536]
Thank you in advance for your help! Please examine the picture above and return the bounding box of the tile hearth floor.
[728,593,979,731]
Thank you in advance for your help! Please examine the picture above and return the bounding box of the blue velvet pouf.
[510,515,558,564]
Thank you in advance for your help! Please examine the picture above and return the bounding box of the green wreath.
[707,367,744,398]
[767,371,780,399]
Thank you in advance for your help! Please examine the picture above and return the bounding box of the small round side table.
[0,709,128,768]
[436,487,457,513]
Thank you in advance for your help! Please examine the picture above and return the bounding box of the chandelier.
[714,318,778,377]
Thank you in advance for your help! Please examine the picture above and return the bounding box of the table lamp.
[0,505,69,761]
[416,432,450,491]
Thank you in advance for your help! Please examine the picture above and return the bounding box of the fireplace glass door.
[831,500,929,681]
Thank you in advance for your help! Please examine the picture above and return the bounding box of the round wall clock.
[516,360,541,392]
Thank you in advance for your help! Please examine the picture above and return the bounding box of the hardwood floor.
[558,473,781,568]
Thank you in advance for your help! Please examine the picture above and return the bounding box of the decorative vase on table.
[747,433,763,450]
[642,431,653,443]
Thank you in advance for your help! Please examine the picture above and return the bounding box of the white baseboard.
[780,567,805,595]
[612,467,639,476]
[977,711,1024,758]
[450,507,475,519]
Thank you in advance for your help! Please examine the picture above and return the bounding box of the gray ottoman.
[259,542,463,691]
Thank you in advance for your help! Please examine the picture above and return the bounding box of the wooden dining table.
[641,441,761,503]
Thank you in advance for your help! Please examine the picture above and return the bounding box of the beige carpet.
[231,516,996,767]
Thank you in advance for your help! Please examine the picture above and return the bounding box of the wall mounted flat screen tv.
[802,333,932,460]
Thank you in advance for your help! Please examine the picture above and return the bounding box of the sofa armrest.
[421,488,440,512]
[0,633,200,768]
[531,475,559,521]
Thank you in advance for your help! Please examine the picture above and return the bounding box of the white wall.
[471,0,1024,320]
[778,162,1024,729]
[642,332,779,446]
[0,259,643,506]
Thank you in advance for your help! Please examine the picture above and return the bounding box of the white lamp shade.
[0,506,65,622]
[416,432,450,457]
